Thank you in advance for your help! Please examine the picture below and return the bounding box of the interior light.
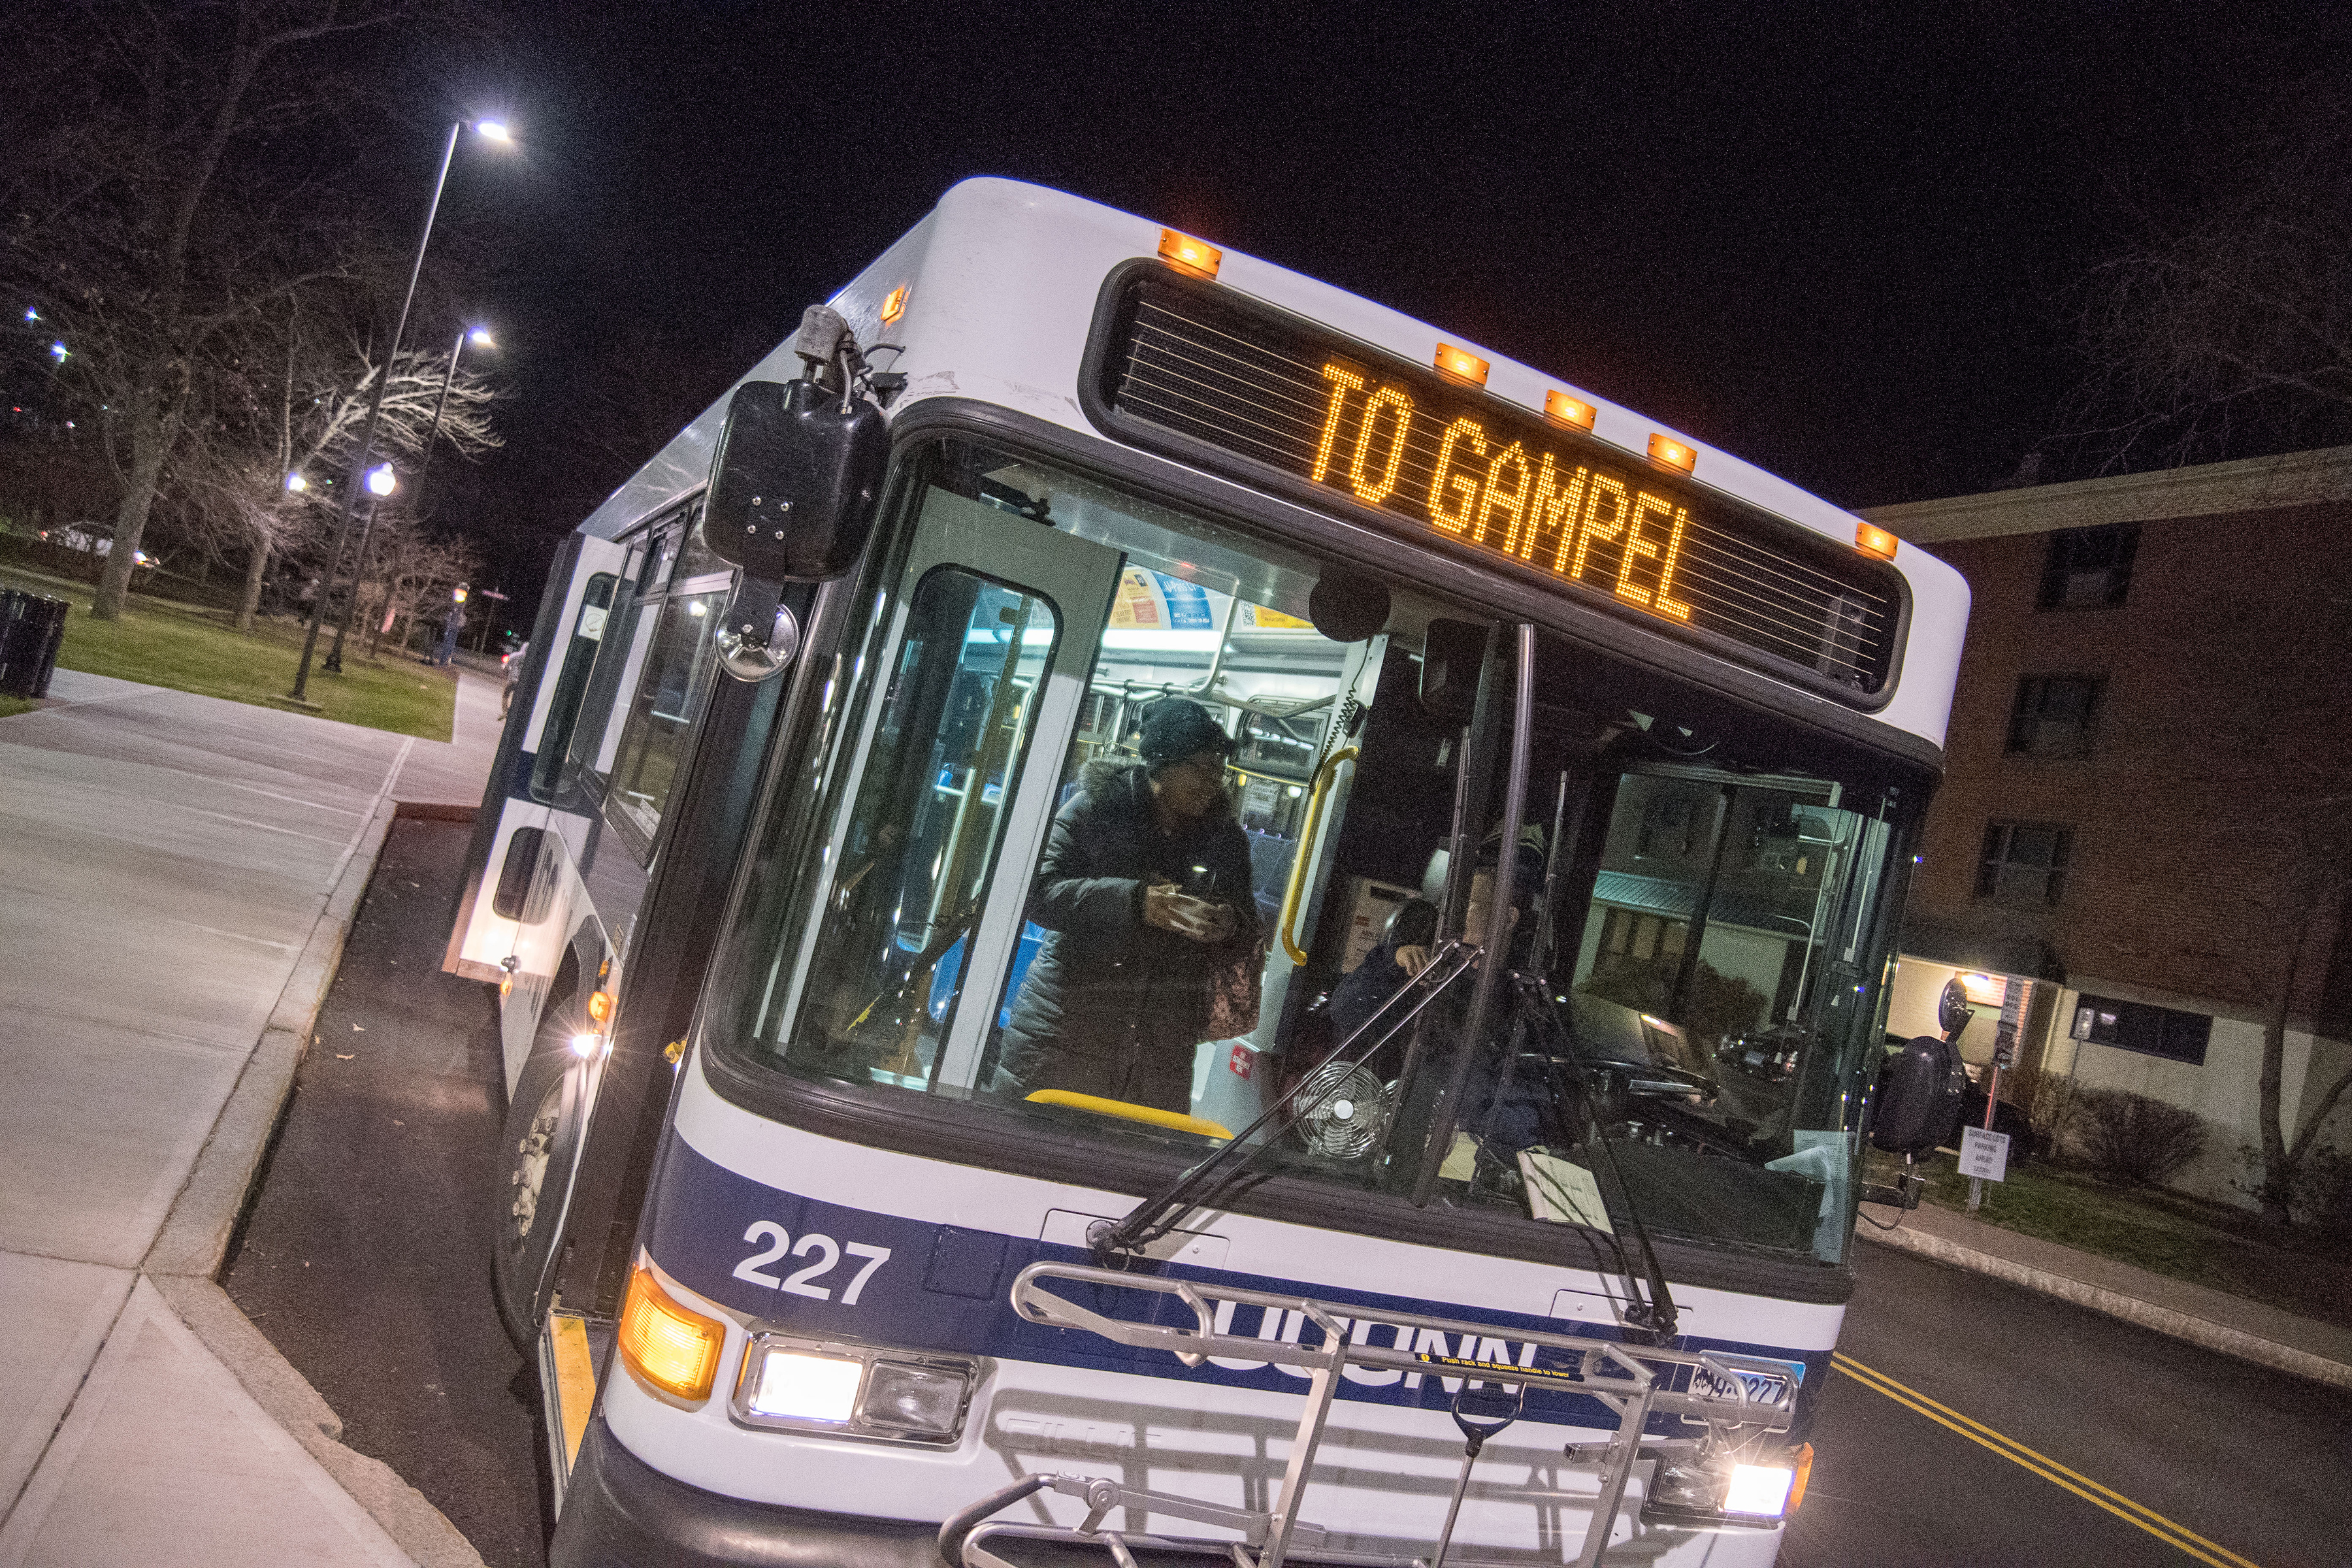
[746,1350,863,1422]
[1157,229,1222,279]
[1435,344,1490,386]
[688,601,708,617]
[1545,390,1597,430]
[1855,521,1899,561]
[1725,1462,1797,1518]
[880,285,909,324]
[1648,434,1697,474]
[617,1267,725,1402]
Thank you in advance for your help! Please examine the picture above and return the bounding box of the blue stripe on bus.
[647,1137,1821,1433]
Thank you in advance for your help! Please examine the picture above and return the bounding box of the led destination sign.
[1088,269,1901,698]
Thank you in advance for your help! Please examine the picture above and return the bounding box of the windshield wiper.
[1516,973,1680,1343]
[1087,940,1480,1262]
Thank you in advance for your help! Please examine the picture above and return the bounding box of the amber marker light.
[618,1267,725,1402]
[880,285,909,325]
[1545,390,1597,430]
[1158,229,1222,278]
[1787,1443,1816,1514]
[1648,433,1697,473]
[1435,344,1490,385]
[1855,521,1900,561]
[587,990,613,1024]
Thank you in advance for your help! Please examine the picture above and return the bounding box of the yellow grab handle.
[1277,746,1358,965]
[1024,1091,1231,1140]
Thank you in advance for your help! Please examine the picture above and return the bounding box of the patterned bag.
[1203,938,1264,1041]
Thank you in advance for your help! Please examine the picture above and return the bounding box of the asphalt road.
[216,819,2350,1568]
[1787,1241,2352,1567]
[223,816,549,1568]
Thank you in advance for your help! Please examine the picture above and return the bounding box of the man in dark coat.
[998,697,1259,1115]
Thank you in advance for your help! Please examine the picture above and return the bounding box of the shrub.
[2288,1145,2352,1239]
[2072,1088,2208,1186]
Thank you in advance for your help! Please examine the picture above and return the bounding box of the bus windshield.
[712,436,1916,1268]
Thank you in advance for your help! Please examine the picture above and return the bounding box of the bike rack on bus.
[938,1262,1800,1568]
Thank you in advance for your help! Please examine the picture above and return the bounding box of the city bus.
[448,177,1968,1568]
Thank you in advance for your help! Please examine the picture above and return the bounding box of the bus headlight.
[1640,1443,1810,1528]
[731,1333,977,1445]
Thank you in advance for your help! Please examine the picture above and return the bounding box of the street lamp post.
[292,118,510,699]
[327,324,495,669]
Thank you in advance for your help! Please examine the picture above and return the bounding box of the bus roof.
[574,178,1963,755]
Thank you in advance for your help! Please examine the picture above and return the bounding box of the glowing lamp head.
[365,463,397,497]
[570,1031,600,1058]
[880,285,909,324]
[1434,344,1490,386]
[284,472,308,493]
[1544,390,1598,430]
[1854,521,1900,561]
[452,585,467,603]
[468,327,495,348]
[1648,433,1697,474]
[587,990,613,1024]
[1157,229,1222,279]
[474,120,511,143]
[49,342,68,361]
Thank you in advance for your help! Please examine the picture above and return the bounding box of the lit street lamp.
[327,324,498,668]
[293,115,514,696]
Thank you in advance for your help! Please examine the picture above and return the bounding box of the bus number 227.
[732,1222,891,1303]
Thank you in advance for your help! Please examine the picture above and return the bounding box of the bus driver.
[997,697,1259,1115]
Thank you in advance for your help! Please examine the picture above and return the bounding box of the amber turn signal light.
[880,284,909,324]
[587,990,613,1024]
[618,1266,725,1402]
[1648,434,1697,473]
[1544,390,1597,430]
[1158,229,1221,278]
[1855,522,1899,561]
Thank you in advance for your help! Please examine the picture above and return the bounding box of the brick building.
[1859,446,2352,1205]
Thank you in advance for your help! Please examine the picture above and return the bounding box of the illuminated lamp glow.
[745,1350,862,1422]
[365,463,397,496]
[1786,1443,1814,1513]
[1725,1462,1796,1517]
[880,285,909,324]
[1544,390,1597,429]
[475,120,511,142]
[570,1032,600,1057]
[587,990,612,1022]
[1434,344,1490,385]
[1157,229,1222,278]
[1648,434,1697,473]
[617,1267,724,1401]
[1855,521,1900,561]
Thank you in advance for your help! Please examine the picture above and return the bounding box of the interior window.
[601,564,729,861]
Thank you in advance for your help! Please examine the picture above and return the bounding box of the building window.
[1976,821,2070,906]
[2071,994,2210,1066]
[2007,675,2103,758]
[2038,523,2139,609]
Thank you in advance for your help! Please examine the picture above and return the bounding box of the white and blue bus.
[449,178,1968,1568]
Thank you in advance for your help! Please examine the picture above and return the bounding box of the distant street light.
[328,321,501,671]
[295,116,514,695]
[49,342,67,361]
[285,472,308,493]
[365,463,397,496]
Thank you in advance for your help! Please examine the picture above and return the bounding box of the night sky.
[406,1,2349,630]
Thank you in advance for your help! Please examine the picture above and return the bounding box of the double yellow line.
[1830,1352,2259,1568]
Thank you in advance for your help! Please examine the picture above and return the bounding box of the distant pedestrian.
[434,604,466,668]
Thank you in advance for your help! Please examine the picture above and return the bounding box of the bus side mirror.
[1420,619,1486,727]
[705,379,889,583]
[704,378,889,681]
[1869,1034,1968,1154]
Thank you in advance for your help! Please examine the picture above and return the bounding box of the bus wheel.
[491,1032,589,1351]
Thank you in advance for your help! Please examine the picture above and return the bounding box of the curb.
[1859,1219,2352,1393]
[139,795,490,1568]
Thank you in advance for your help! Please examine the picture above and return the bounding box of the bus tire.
[492,1000,592,1352]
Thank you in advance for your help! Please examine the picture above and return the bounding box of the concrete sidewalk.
[1859,1193,2352,1391]
[0,668,499,1568]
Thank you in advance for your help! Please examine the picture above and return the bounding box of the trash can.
[0,589,70,698]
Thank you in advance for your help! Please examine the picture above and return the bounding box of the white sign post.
[1959,1126,2011,1184]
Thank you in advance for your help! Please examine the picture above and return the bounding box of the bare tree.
[2052,89,2352,474]
[0,0,450,621]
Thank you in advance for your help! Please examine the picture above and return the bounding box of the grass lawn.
[0,694,38,720]
[0,564,455,741]
[1870,1148,2352,1331]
